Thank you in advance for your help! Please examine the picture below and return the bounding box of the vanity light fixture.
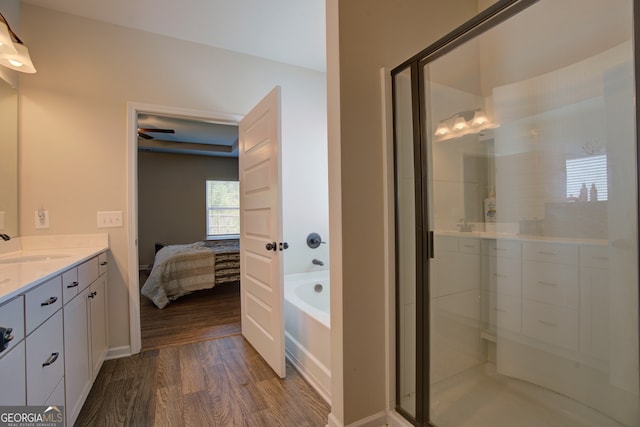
[433,108,496,141]
[0,12,36,73]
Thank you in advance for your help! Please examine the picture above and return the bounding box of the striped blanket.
[141,242,217,309]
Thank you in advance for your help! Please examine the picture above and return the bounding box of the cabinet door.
[0,342,26,405]
[26,310,64,405]
[63,287,91,426]
[89,274,108,378]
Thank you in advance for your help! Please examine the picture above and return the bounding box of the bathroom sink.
[0,254,70,264]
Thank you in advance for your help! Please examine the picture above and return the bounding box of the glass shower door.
[420,0,639,426]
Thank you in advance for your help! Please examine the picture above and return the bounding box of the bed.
[141,240,240,309]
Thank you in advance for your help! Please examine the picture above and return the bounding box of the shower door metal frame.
[391,0,640,425]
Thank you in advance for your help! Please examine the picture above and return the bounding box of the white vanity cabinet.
[522,241,580,352]
[579,244,610,364]
[0,295,26,405]
[63,253,109,427]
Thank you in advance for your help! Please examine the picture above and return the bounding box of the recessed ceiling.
[19,0,325,158]
[20,0,327,72]
[137,113,239,158]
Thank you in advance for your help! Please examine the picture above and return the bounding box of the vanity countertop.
[0,234,109,305]
[435,229,609,246]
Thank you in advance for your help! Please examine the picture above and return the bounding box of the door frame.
[126,101,243,354]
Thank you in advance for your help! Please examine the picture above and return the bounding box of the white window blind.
[566,155,608,201]
[206,180,240,238]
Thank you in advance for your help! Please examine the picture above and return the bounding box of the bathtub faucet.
[312,258,324,266]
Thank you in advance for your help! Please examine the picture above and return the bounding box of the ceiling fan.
[137,128,175,140]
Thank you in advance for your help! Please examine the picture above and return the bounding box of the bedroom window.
[206,180,240,239]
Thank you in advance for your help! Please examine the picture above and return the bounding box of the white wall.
[281,76,329,275]
[18,4,327,351]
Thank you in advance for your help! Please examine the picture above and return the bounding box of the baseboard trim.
[328,410,388,427]
[387,410,413,427]
[105,345,132,360]
[327,413,342,427]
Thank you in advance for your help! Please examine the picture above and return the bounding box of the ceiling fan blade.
[137,128,175,134]
[138,132,154,140]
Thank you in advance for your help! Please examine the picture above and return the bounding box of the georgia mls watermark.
[0,406,64,427]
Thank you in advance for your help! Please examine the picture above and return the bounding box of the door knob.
[265,242,277,251]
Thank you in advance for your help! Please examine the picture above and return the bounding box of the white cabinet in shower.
[579,244,610,365]
[432,234,483,384]
[522,241,580,352]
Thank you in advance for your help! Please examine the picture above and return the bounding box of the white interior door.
[239,86,286,378]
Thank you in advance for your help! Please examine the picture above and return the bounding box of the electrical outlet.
[35,210,50,229]
[97,211,123,228]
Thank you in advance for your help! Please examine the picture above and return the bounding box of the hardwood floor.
[76,276,330,426]
[75,335,330,426]
[140,278,241,351]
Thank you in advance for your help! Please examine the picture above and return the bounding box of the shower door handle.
[265,242,277,251]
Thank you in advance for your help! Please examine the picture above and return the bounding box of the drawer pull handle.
[538,251,557,256]
[42,352,59,367]
[538,281,557,287]
[538,320,557,327]
[492,247,507,252]
[463,244,475,249]
[41,296,58,306]
[0,327,13,352]
[67,281,79,289]
[493,273,507,278]
[494,308,507,313]
[100,261,108,266]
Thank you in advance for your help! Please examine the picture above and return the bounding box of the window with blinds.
[206,180,240,239]
[566,155,608,201]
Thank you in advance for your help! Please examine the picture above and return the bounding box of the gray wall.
[137,151,238,266]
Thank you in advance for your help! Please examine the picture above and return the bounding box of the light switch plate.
[97,211,123,228]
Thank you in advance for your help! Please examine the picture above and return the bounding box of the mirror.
[0,77,18,237]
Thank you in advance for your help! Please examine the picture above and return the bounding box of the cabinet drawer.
[25,277,62,334]
[62,267,79,303]
[435,235,459,253]
[487,256,522,297]
[0,296,24,355]
[459,237,480,254]
[482,239,521,259]
[523,241,578,265]
[494,293,521,333]
[78,256,99,291]
[580,245,609,269]
[98,252,108,276]
[523,300,579,351]
[26,310,64,405]
[0,341,26,405]
[523,261,579,308]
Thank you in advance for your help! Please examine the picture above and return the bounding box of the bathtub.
[284,270,331,403]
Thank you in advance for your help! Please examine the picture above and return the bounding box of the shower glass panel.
[423,1,639,426]
[393,66,418,418]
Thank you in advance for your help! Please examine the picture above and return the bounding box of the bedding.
[141,240,240,309]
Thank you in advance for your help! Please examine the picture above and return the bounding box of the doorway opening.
[126,102,243,354]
